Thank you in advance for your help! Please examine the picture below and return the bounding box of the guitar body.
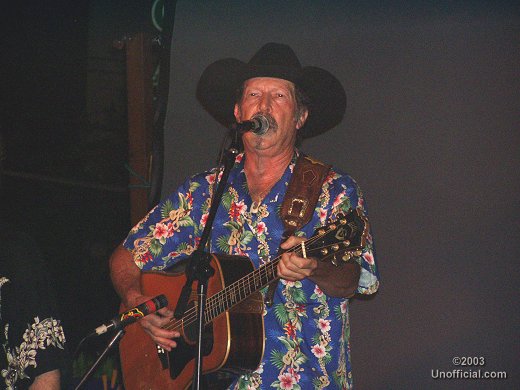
[119,254,265,390]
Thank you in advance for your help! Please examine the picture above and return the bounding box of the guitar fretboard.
[205,256,280,323]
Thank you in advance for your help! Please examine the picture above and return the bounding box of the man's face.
[234,77,308,156]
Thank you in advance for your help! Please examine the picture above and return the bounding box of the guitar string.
[161,224,350,333]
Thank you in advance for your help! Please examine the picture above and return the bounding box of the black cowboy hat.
[196,42,346,139]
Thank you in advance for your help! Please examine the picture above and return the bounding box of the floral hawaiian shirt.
[124,151,379,389]
[1,228,67,390]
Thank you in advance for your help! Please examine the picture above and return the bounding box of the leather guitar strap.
[265,154,331,306]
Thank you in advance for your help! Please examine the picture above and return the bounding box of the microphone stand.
[74,329,124,390]
[174,130,240,390]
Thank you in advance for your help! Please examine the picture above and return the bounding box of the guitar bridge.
[156,344,169,370]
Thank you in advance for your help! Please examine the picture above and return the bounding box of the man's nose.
[259,94,271,112]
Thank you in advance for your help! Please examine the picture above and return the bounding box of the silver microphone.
[233,114,270,135]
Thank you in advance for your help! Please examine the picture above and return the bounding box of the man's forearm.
[29,369,60,390]
[309,261,360,298]
[109,243,143,306]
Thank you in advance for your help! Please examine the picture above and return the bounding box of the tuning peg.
[331,244,339,251]
[354,250,362,257]
[331,254,339,266]
[342,253,352,262]
[321,248,328,256]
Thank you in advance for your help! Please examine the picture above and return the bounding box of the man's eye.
[276,93,285,98]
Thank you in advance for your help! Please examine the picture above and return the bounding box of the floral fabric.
[1,227,67,390]
[124,152,379,389]
[1,315,65,389]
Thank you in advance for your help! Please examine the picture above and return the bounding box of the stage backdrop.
[162,1,519,388]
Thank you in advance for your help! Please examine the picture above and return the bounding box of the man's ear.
[234,104,241,122]
[296,109,309,130]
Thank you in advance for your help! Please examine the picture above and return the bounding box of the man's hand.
[278,236,318,281]
[278,235,361,297]
[109,245,180,351]
[126,295,180,351]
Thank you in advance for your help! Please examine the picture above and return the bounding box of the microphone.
[92,295,168,336]
[233,114,270,135]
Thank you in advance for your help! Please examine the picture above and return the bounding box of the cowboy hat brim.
[196,56,346,138]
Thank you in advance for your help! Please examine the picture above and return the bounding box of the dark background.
[1,1,518,389]
[1,0,145,386]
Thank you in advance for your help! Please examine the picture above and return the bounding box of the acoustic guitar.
[119,208,368,389]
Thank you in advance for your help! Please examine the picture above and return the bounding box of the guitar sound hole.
[181,301,214,347]
[168,302,215,380]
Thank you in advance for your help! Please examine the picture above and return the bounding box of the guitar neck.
[188,208,366,326]
[204,255,281,323]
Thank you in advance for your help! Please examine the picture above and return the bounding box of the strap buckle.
[288,197,308,218]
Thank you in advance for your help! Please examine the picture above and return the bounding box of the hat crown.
[249,43,302,69]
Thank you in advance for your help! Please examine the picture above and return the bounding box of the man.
[0,133,68,389]
[110,43,379,389]
[0,231,67,390]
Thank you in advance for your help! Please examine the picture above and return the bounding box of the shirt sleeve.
[353,188,380,295]
[325,171,380,295]
[123,172,211,271]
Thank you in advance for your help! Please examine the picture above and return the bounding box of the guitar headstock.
[305,207,369,266]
